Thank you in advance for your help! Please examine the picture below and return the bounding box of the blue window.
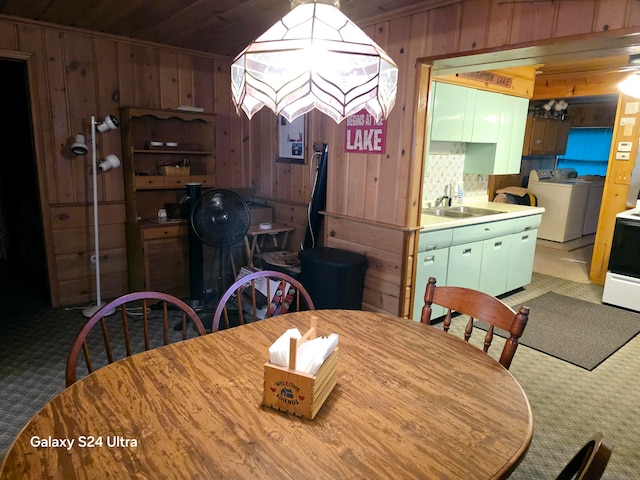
[556,127,612,176]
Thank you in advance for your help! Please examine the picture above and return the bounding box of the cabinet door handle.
[463,248,472,255]
[522,235,529,240]
[523,226,532,231]
[423,255,436,264]
[425,245,437,251]
[494,241,502,248]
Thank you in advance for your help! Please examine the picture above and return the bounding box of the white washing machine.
[527,169,591,242]
[578,175,605,235]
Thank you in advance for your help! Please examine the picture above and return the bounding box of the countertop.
[421,201,545,232]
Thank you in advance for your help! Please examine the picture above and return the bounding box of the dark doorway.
[0,59,49,306]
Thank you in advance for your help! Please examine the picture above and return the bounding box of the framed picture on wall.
[277,115,305,164]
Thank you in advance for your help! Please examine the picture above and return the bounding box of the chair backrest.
[212,270,315,332]
[66,291,207,386]
[420,276,529,369]
[556,432,613,480]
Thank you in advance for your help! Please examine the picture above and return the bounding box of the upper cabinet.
[429,83,500,143]
[497,95,529,172]
[428,77,534,175]
[429,82,474,142]
[521,116,570,156]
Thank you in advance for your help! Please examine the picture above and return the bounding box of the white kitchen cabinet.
[429,83,500,143]
[429,83,474,142]
[412,247,450,321]
[471,89,500,143]
[465,94,529,175]
[449,218,516,291]
[415,213,540,324]
[506,215,542,291]
[413,229,453,321]
[479,234,513,296]
[447,240,484,289]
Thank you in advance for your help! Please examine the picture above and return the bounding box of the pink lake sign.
[344,109,387,154]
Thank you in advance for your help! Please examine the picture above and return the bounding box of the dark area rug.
[479,291,640,370]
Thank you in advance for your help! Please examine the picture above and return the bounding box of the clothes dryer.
[527,169,591,242]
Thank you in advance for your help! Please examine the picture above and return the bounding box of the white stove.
[602,206,640,312]
[615,207,640,221]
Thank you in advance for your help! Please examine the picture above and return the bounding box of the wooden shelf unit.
[120,107,216,296]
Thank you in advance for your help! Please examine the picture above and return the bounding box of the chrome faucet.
[435,184,452,207]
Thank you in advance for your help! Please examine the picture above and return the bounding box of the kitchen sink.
[447,206,506,216]
[422,206,506,218]
[423,208,474,218]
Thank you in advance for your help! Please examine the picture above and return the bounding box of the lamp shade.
[618,73,640,98]
[231,0,398,124]
[71,133,88,155]
[99,154,121,172]
[96,114,120,132]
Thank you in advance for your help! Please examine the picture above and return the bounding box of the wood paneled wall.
[0,15,241,306]
[244,0,640,316]
[6,0,640,310]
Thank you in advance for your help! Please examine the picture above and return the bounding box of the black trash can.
[298,247,368,310]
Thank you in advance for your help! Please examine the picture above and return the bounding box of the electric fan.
[187,186,251,310]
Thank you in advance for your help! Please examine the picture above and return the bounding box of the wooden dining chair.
[66,291,207,386]
[212,270,315,332]
[556,432,613,480]
[421,276,529,369]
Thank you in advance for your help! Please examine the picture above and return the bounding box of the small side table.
[244,224,295,267]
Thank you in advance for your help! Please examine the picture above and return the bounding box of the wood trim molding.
[321,210,420,233]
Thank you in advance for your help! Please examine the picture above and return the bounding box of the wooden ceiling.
[532,55,635,100]
[2,0,635,101]
[0,0,458,58]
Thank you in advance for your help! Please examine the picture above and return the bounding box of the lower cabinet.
[506,229,538,292]
[412,247,450,321]
[479,234,513,296]
[143,236,189,297]
[413,214,541,323]
[128,223,189,298]
[447,241,483,289]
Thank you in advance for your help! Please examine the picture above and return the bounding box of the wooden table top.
[0,310,533,479]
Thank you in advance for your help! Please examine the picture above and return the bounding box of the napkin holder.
[262,320,338,419]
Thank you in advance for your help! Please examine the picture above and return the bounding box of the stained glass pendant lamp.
[231,0,398,123]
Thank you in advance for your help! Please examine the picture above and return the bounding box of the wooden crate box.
[263,322,337,419]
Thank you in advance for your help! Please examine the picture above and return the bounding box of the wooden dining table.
[0,310,533,479]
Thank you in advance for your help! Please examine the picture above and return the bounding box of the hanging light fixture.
[618,54,640,98]
[231,0,398,124]
[618,73,640,98]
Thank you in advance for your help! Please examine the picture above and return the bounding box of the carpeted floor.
[430,273,639,479]
[477,291,640,370]
[1,272,639,478]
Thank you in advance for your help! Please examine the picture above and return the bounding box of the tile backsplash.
[422,142,489,208]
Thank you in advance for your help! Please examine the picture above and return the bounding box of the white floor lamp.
[72,114,121,317]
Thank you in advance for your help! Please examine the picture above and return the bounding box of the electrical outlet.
[90,254,97,265]
[614,172,630,184]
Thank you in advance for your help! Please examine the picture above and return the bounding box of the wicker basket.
[158,166,191,176]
